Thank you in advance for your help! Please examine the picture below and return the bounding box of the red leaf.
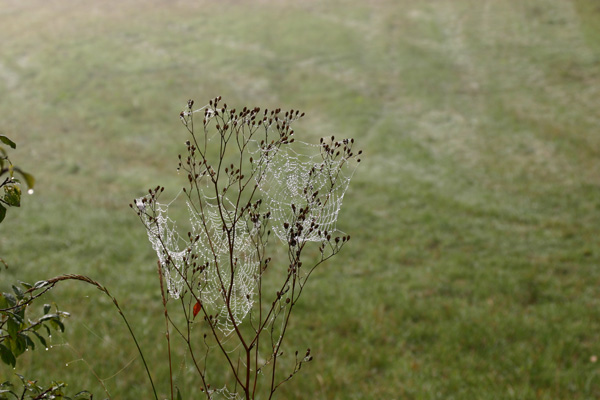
[193,301,202,318]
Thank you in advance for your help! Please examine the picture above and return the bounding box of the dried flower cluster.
[131,97,360,399]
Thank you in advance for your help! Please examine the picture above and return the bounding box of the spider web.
[250,139,359,244]
[138,192,259,336]
[209,386,241,400]
[138,134,358,336]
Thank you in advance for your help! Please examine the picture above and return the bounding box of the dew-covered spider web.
[209,386,241,400]
[138,134,358,336]
[250,139,359,244]
[138,192,259,336]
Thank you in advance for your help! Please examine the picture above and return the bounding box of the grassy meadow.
[1,0,600,398]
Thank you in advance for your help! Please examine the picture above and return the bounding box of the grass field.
[1,0,600,398]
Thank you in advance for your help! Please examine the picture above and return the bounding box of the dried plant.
[132,96,361,400]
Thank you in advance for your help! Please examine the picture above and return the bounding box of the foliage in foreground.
[0,137,91,399]
[0,134,34,225]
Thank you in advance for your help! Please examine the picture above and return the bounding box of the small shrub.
[133,97,361,399]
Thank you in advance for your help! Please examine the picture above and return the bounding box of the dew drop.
[45,347,49,351]
[27,189,34,194]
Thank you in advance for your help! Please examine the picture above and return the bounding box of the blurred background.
[1,0,599,398]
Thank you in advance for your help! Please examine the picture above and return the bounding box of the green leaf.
[43,304,51,314]
[32,331,47,348]
[7,317,19,340]
[13,169,34,190]
[11,334,27,358]
[0,136,16,149]
[3,184,20,207]
[19,281,33,290]
[73,391,93,399]
[39,313,59,323]
[0,387,18,399]
[3,293,16,307]
[13,308,24,322]
[0,204,5,224]
[0,344,16,367]
[11,285,23,301]
[176,386,183,400]
[21,172,34,190]
[33,280,48,290]
[24,335,35,351]
[31,321,42,331]
[49,318,65,333]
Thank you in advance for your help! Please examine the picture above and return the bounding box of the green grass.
[1,0,600,398]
